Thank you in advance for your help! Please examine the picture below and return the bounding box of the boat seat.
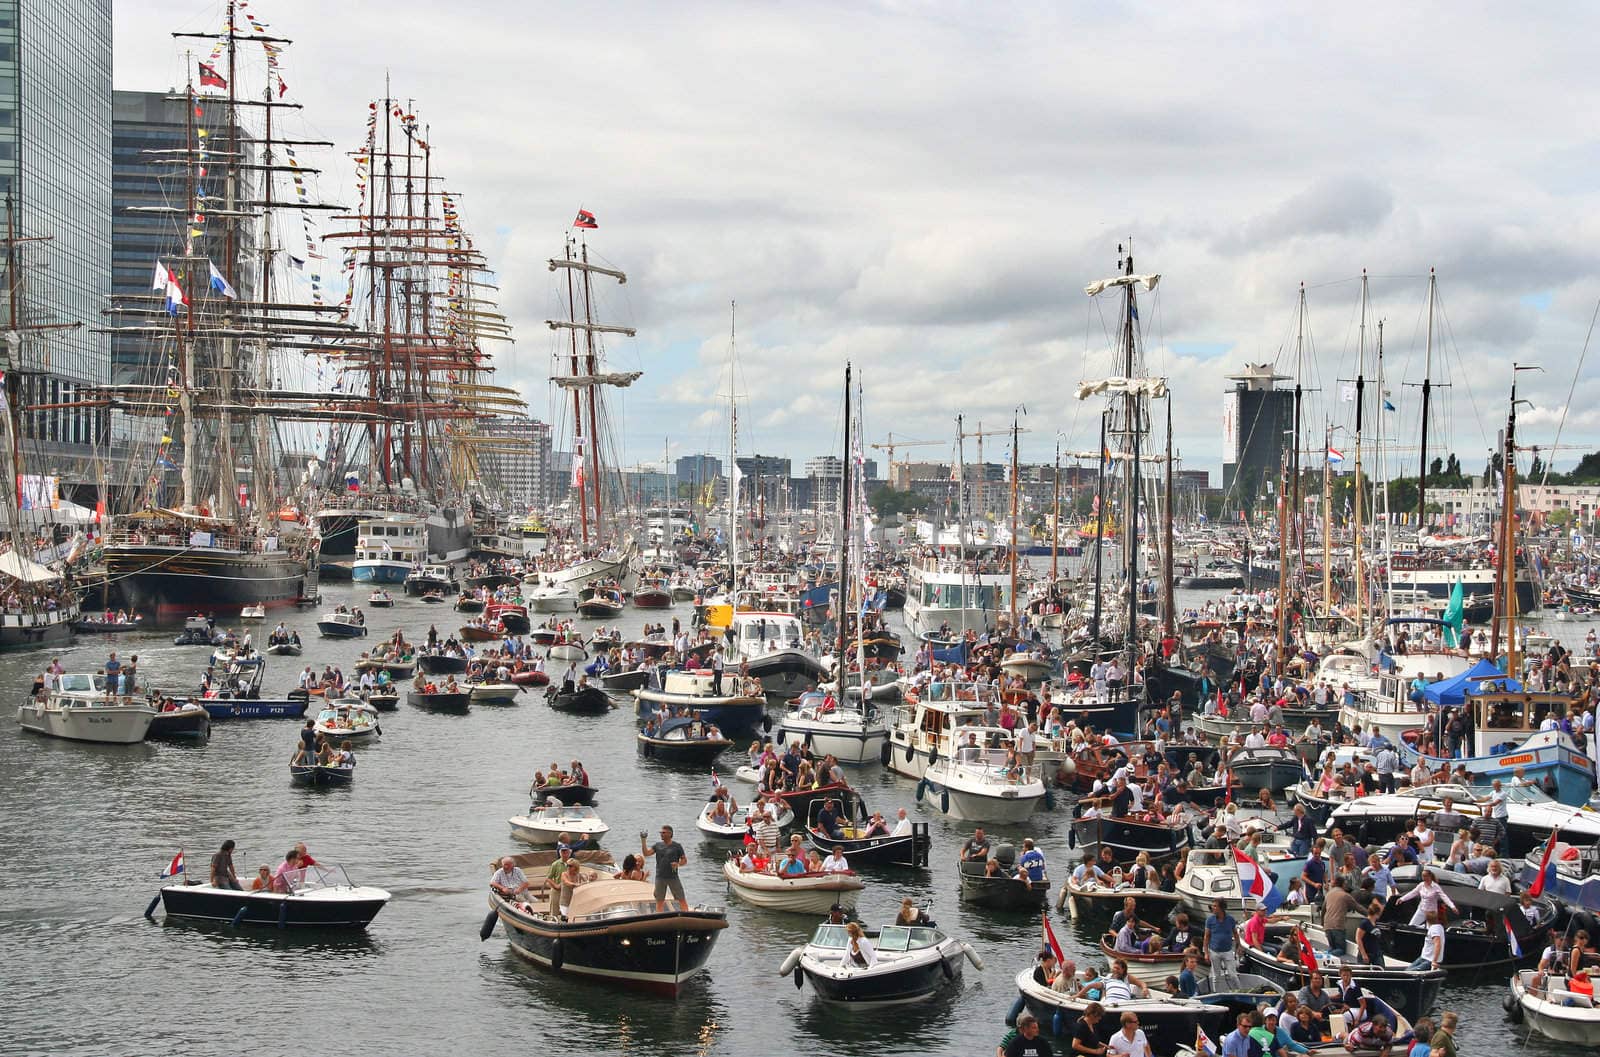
[1327,1013,1346,1038]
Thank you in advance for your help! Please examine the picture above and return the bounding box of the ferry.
[351,515,426,585]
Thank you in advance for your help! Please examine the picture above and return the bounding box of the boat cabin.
[356,516,425,563]
[730,611,805,656]
[1461,688,1579,755]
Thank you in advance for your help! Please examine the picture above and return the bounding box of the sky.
[113,1,1600,487]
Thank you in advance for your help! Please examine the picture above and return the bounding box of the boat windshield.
[279,863,355,892]
[1504,783,1557,806]
[809,924,850,949]
[57,673,99,693]
[876,925,938,952]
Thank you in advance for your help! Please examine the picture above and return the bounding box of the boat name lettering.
[1497,753,1535,766]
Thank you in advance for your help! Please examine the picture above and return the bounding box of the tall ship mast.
[315,89,517,565]
[96,2,352,619]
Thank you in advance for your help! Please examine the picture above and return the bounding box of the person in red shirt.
[294,842,318,868]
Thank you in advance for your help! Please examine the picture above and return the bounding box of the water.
[0,579,1584,1056]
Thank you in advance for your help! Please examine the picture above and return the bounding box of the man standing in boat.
[646,825,689,912]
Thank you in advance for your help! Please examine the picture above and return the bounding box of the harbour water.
[0,578,1579,1055]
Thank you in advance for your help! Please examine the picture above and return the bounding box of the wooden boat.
[487,851,726,997]
[290,760,355,786]
[782,921,979,1004]
[407,686,470,713]
[458,622,502,643]
[1060,876,1184,919]
[722,859,864,915]
[1098,931,1198,969]
[364,689,399,712]
[420,591,445,604]
[154,863,390,928]
[957,853,1049,910]
[632,579,672,609]
[599,667,650,692]
[545,684,612,714]
[467,680,520,706]
[637,716,732,764]
[455,595,486,614]
[146,700,213,740]
[72,615,144,633]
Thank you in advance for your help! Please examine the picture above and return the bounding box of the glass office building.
[0,0,113,463]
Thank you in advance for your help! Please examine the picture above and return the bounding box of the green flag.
[1442,580,1465,648]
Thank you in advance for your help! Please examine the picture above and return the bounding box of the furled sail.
[1074,377,1168,401]
[550,371,644,389]
[1083,273,1161,297]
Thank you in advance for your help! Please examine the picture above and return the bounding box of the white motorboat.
[999,648,1052,684]
[777,693,888,765]
[1511,968,1600,1044]
[547,640,587,664]
[312,701,381,742]
[885,689,998,781]
[916,745,1045,824]
[696,799,793,839]
[239,604,266,621]
[316,610,368,638]
[16,674,156,744]
[722,859,863,915]
[780,921,980,1004]
[467,680,520,706]
[508,802,611,846]
[1328,781,1600,858]
[526,583,577,613]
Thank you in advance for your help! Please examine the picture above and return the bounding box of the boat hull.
[408,691,470,713]
[159,883,388,927]
[776,716,888,765]
[801,947,960,1004]
[16,702,154,743]
[547,687,613,714]
[351,561,411,584]
[106,544,313,618]
[1396,732,1593,807]
[497,901,724,997]
[722,864,863,915]
[915,777,1042,824]
[637,736,730,765]
[957,862,1049,909]
[147,707,211,739]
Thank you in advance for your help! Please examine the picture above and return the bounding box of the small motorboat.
[801,798,932,868]
[404,564,455,596]
[152,862,389,928]
[316,611,368,638]
[487,851,726,996]
[290,760,355,786]
[722,858,864,916]
[697,798,794,839]
[73,614,144,634]
[547,639,587,664]
[467,680,520,706]
[458,622,503,643]
[545,684,612,715]
[530,780,599,807]
[455,595,486,614]
[588,629,623,651]
[407,685,471,713]
[364,689,399,712]
[637,716,732,764]
[917,746,1047,824]
[1227,745,1306,794]
[420,591,446,604]
[632,578,672,609]
[1510,968,1600,1045]
[265,631,304,656]
[417,648,469,675]
[313,701,381,741]
[1012,967,1229,1055]
[1239,929,1444,1025]
[239,604,266,621]
[633,669,767,735]
[508,801,610,846]
[366,590,395,608]
[173,615,222,646]
[599,667,650,692]
[576,585,626,619]
[17,677,156,744]
[781,920,980,1004]
[956,843,1050,910]
[776,692,888,766]
[145,699,213,740]
[526,583,577,613]
[1063,875,1187,920]
[487,602,531,635]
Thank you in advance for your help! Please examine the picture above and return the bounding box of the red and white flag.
[573,208,597,230]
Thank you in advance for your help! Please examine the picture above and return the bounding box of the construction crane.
[958,421,1030,515]
[869,434,944,487]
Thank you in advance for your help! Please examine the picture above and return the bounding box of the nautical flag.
[157,455,178,470]
[1196,1028,1218,1057]
[1340,383,1356,403]
[164,272,188,316]
[1041,911,1066,965]
[162,850,185,877]
[1327,448,1345,465]
[198,62,227,88]
[1504,915,1523,958]
[344,471,360,493]
[573,208,597,229]
[1383,398,1396,412]
[152,260,170,292]
[1234,845,1269,900]
[1293,927,1319,972]
[208,261,237,299]
[289,255,305,270]
[1529,829,1559,898]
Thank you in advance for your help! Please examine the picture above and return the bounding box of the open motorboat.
[509,801,611,847]
[466,679,520,706]
[153,862,390,928]
[1059,875,1185,921]
[1226,745,1307,794]
[16,674,156,744]
[956,842,1050,910]
[638,716,732,765]
[487,849,727,997]
[146,698,213,740]
[802,796,932,868]
[776,690,888,766]
[1012,967,1229,1054]
[316,610,368,638]
[239,604,266,621]
[576,584,626,619]
[1510,968,1600,1045]
[1329,781,1600,859]
[313,701,381,742]
[633,669,767,735]
[697,798,793,839]
[366,590,395,608]
[1239,925,1445,1024]
[417,646,469,675]
[781,921,980,1004]
[722,857,864,915]
[546,683,612,714]
[1070,802,1195,866]
[290,758,355,786]
[917,745,1046,824]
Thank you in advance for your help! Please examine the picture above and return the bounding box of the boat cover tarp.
[0,549,60,582]
[1422,659,1521,706]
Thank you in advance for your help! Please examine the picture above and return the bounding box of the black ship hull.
[107,545,313,621]
[157,884,387,928]
[804,952,957,1003]
[496,900,724,996]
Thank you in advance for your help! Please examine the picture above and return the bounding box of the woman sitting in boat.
[618,854,648,882]
[250,864,273,892]
[334,740,355,768]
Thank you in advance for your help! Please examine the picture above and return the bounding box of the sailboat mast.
[179,77,198,512]
[1322,421,1332,617]
[563,238,587,544]
[1418,269,1436,527]
[1163,394,1175,637]
[726,302,737,585]
[1493,367,1529,670]
[1353,271,1368,631]
[836,362,852,665]
[1121,249,1140,678]
[1008,412,1018,631]
[1050,440,1060,583]
[1090,410,1107,641]
[579,239,603,534]
[1377,321,1393,611]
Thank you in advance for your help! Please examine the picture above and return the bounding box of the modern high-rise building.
[475,417,552,510]
[674,453,721,493]
[0,0,113,472]
[1221,363,1294,496]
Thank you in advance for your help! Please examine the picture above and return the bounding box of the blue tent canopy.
[1422,658,1522,706]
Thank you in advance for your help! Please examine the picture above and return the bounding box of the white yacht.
[886,690,997,781]
[903,553,1010,640]
[918,744,1045,823]
[17,673,156,744]
[777,691,887,765]
[352,515,427,585]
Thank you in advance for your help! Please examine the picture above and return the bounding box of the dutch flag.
[1505,915,1523,958]
[161,850,184,878]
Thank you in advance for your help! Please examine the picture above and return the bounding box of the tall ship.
[99,6,337,618]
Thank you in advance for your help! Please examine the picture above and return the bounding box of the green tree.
[868,487,929,518]
[1570,451,1600,483]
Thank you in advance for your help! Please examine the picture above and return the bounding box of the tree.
[868,487,928,519]
[1570,451,1600,483]
[1444,453,1460,478]
[1429,456,1444,481]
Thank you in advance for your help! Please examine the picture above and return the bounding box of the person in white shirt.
[1480,858,1512,894]
[1107,1011,1151,1057]
[820,847,850,873]
[845,921,877,968]
[1407,910,1446,970]
[889,808,912,837]
[1243,727,1267,750]
[1411,822,1436,863]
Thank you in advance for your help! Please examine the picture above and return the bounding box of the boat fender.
[479,909,499,941]
[143,894,162,921]
[940,790,950,815]
[880,740,891,766]
[928,744,938,766]
[277,901,289,928]
[1052,1010,1066,1037]
[550,938,564,971]
[762,714,772,733]
[778,946,805,977]
[940,955,955,980]
[962,942,985,971]
[1502,990,1521,1018]
[794,964,805,989]
[772,728,784,747]
[374,724,382,737]
[916,779,927,803]
[232,905,250,928]
[904,741,915,763]
[1043,788,1056,811]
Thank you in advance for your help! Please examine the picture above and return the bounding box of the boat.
[531,780,599,808]
[16,676,156,744]
[638,716,733,764]
[290,760,355,786]
[599,666,651,692]
[1012,967,1228,1055]
[546,684,612,715]
[1510,968,1600,1045]
[801,798,932,868]
[577,584,626,619]
[467,680,520,706]
[420,590,445,604]
[721,858,864,915]
[316,610,368,638]
[366,590,394,608]
[632,577,672,609]
[633,669,767,734]
[903,553,1011,641]
[239,604,266,621]
[547,638,588,664]
[917,744,1046,823]
[417,647,470,675]
[697,799,793,839]
[487,850,727,996]
[1069,806,1193,866]
[455,594,485,614]
[174,615,222,646]
[776,691,887,765]
[265,628,303,656]
[527,583,577,613]
[312,701,381,742]
[1329,781,1600,859]
[510,666,551,688]
[1226,746,1306,795]
[154,861,390,928]
[1377,880,1553,968]
[352,515,427,584]
[72,614,144,634]
[509,802,611,846]
[486,601,531,635]
[145,699,212,740]
[1060,876,1185,920]
[407,684,471,712]
[404,564,456,597]
[1174,845,1306,918]
[781,921,980,1004]
[723,611,828,699]
[1238,928,1444,1024]
[957,845,1050,909]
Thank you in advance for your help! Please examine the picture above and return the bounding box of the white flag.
[1340,383,1356,403]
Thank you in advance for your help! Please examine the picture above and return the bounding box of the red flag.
[1529,829,1560,898]
[1042,911,1065,964]
[1223,767,1233,805]
[198,62,227,88]
[1294,927,1319,973]
[277,77,289,97]
[573,209,597,229]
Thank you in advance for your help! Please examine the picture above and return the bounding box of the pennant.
[1529,829,1559,898]
[198,63,226,88]
[573,208,597,230]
